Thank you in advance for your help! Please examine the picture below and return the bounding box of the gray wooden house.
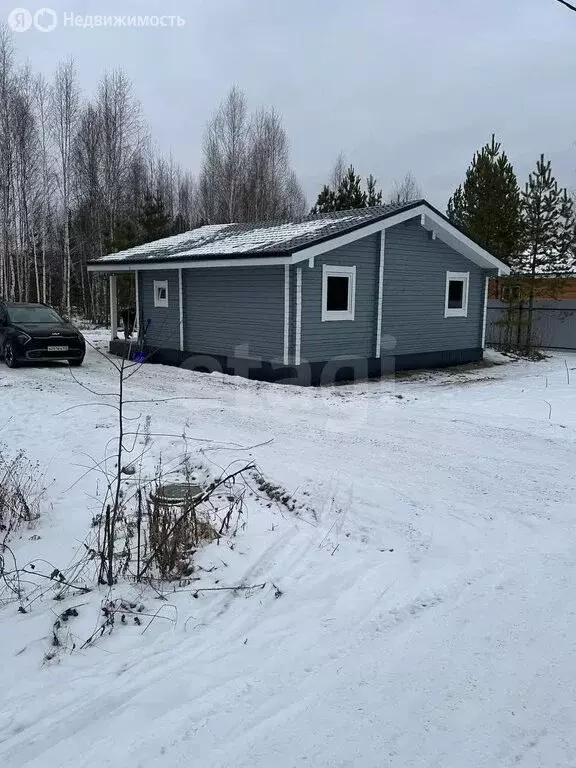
[87,200,509,384]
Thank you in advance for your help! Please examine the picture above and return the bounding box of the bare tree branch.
[555,0,576,12]
[389,172,422,205]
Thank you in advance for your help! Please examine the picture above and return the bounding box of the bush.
[147,493,216,580]
[0,447,43,543]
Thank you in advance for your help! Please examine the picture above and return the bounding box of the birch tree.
[199,86,248,223]
[0,26,308,319]
[244,107,291,219]
[34,74,54,303]
[389,171,422,204]
[199,88,305,223]
[0,26,16,299]
[330,152,347,190]
[96,69,143,249]
[175,170,199,230]
[12,64,41,301]
[51,58,79,314]
[282,170,307,218]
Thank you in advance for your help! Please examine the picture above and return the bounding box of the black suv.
[0,302,86,368]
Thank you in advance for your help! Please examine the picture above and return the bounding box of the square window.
[322,265,356,321]
[448,280,464,309]
[327,276,350,311]
[154,280,169,308]
[444,271,469,318]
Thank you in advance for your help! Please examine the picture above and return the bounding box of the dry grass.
[147,494,217,580]
[0,447,44,544]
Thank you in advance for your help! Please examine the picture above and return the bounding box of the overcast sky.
[4,0,576,209]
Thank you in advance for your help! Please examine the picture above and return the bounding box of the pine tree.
[366,174,383,206]
[109,217,140,252]
[312,165,383,213]
[138,193,172,242]
[311,184,337,214]
[335,166,367,209]
[447,135,523,265]
[520,155,576,349]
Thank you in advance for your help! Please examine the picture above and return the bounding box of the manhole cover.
[150,483,204,506]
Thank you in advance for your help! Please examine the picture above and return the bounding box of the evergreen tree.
[109,217,140,253]
[138,193,172,242]
[520,155,576,349]
[366,174,383,206]
[447,135,523,265]
[311,184,337,214]
[335,166,367,209]
[312,165,382,213]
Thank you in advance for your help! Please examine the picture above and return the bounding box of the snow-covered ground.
[1,337,576,768]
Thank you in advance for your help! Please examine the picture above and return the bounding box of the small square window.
[327,276,350,311]
[322,265,356,321]
[444,272,469,318]
[154,280,169,308]
[448,280,464,309]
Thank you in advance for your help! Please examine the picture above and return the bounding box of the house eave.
[289,203,511,275]
[86,253,291,272]
[86,201,510,276]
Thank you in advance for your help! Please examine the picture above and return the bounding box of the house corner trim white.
[375,231,385,357]
[295,268,302,366]
[283,265,290,365]
[481,276,489,348]
[178,269,184,352]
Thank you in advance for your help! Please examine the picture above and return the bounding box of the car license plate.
[48,345,68,352]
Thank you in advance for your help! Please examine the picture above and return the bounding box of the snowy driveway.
[1,340,576,767]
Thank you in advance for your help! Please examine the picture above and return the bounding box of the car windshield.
[6,306,64,324]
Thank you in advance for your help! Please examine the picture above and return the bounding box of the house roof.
[87,200,510,275]
[92,202,419,264]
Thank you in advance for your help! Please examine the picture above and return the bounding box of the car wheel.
[69,357,84,367]
[4,341,19,368]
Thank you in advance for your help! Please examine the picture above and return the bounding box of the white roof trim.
[87,256,290,272]
[86,203,510,275]
[290,205,510,275]
[420,209,510,275]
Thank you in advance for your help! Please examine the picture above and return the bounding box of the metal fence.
[486,299,576,350]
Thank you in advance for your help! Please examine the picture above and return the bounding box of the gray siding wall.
[487,299,576,350]
[140,270,181,348]
[183,265,284,360]
[138,220,489,364]
[297,222,486,363]
[382,221,485,355]
[298,234,380,362]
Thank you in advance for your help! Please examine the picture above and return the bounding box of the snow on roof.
[98,224,235,263]
[95,203,418,264]
[173,216,359,258]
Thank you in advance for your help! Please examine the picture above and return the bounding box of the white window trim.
[322,265,356,322]
[154,279,169,308]
[444,271,469,318]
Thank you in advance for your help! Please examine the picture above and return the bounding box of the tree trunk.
[525,266,537,352]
